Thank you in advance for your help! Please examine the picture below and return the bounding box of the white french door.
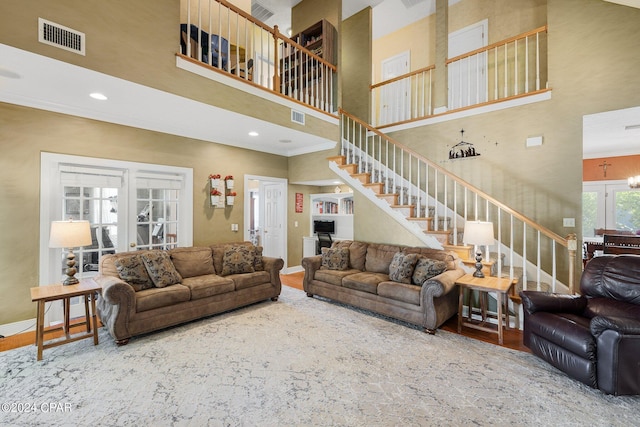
[583,180,640,237]
[40,153,193,323]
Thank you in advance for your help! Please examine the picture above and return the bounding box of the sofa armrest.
[301,255,322,292]
[520,291,587,315]
[262,256,284,290]
[94,275,136,342]
[591,315,640,337]
[422,268,464,298]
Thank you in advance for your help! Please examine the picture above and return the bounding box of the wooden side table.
[30,279,101,361]
[456,274,518,345]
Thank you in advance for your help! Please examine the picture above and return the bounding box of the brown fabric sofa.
[302,241,465,333]
[96,242,284,345]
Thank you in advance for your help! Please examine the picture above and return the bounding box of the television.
[314,220,335,234]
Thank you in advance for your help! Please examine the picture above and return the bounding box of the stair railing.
[340,109,578,294]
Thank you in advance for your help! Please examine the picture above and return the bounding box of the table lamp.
[49,220,92,285]
[463,220,495,278]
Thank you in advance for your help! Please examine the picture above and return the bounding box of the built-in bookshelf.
[303,192,354,257]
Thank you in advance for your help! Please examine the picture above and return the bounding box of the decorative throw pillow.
[115,254,154,292]
[141,251,182,288]
[321,247,350,271]
[221,245,255,276]
[412,257,448,286]
[388,252,419,284]
[253,246,264,271]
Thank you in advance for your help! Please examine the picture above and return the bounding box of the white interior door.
[448,19,488,109]
[381,51,410,125]
[244,175,287,268]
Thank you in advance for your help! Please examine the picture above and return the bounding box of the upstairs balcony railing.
[371,26,549,128]
[178,0,337,115]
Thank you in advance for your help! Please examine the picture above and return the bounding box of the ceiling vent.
[252,2,274,22]
[400,0,426,8]
[291,109,305,125]
[38,18,85,55]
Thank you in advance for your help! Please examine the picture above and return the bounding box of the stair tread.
[406,217,433,221]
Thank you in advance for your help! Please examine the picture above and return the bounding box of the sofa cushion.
[230,271,271,290]
[135,284,191,312]
[388,252,419,284]
[221,245,255,276]
[377,281,421,305]
[314,268,360,287]
[114,254,154,292]
[412,257,448,286]
[141,251,182,288]
[181,274,235,299]
[169,247,216,277]
[343,271,388,294]
[211,242,254,275]
[333,240,368,271]
[321,247,350,271]
[365,244,402,274]
[402,247,458,271]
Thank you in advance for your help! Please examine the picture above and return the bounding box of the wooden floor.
[1,272,527,353]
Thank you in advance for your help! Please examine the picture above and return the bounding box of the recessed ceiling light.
[89,92,108,100]
[248,131,259,136]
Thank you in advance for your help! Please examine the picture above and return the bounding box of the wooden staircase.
[331,154,532,312]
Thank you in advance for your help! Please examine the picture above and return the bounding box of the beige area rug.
[1,285,638,426]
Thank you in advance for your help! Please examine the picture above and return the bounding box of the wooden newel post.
[566,233,578,294]
[273,25,281,91]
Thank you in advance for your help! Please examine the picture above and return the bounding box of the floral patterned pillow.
[141,251,182,288]
[221,245,256,276]
[388,252,419,284]
[321,247,350,271]
[412,257,448,286]
[253,246,264,271]
[115,254,154,291]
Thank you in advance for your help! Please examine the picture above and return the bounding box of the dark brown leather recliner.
[520,255,640,395]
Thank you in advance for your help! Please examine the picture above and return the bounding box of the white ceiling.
[0,43,336,157]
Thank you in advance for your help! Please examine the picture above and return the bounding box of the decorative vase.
[210,178,220,188]
[225,179,234,189]
[210,195,220,206]
[226,196,235,205]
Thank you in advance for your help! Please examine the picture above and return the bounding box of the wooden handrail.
[446,25,548,65]
[215,0,276,34]
[370,65,436,90]
[339,108,569,248]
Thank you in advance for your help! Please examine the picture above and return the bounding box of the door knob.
[130,243,136,248]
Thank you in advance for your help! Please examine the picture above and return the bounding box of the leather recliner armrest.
[591,315,640,337]
[520,290,587,315]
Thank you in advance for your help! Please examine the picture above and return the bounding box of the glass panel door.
[135,188,179,250]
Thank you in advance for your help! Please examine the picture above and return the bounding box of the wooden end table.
[30,279,101,361]
[456,274,518,345]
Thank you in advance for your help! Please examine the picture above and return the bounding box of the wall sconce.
[463,220,495,278]
[628,175,640,189]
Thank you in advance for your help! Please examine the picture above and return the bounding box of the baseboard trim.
[283,266,303,274]
[0,318,36,338]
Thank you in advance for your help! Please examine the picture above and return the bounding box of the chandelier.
[629,175,640,189]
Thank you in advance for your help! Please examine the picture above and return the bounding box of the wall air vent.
[400,0,426,8]
[291,109,305,125]
[252,2,274,22]
[38,18,85,55]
